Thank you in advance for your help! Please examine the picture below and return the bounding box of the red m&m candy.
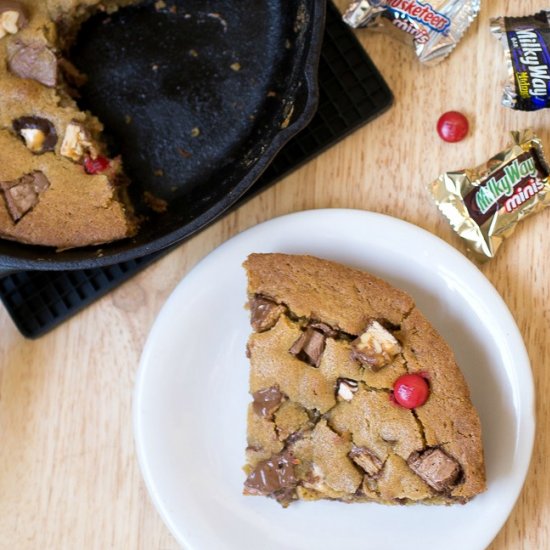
[437,111,469,143]
[84,155,110,175]
[392,373,430,409]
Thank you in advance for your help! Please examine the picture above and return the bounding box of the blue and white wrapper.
[343,0,481,65]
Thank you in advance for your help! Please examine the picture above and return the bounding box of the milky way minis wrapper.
[343,0,481,65]
[429,130,550,261]
[491,12,550,111]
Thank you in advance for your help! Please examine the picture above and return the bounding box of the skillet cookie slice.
[0,0,139,249]
[242,253,486,507]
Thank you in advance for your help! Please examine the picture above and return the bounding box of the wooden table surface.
[1,1,549,548]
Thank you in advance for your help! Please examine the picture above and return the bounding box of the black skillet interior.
[0,0,323,270]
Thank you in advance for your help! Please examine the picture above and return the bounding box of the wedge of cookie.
[242,253,486,507]
[0,0,139,249]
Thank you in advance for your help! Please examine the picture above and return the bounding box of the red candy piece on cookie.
[437,111,469,143]
[392,373,430,409]
[84,155,110,174]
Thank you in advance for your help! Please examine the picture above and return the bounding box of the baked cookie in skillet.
[0,0,139,249]
[242,253,486,507]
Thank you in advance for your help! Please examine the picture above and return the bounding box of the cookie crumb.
[230,62,241,72]
[144,191,168,213]
[190,127,201,138]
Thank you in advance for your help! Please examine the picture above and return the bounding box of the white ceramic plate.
[134,209,534,550]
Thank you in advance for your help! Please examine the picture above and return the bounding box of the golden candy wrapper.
[428,130,550,261]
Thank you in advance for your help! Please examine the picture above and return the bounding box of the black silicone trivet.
[0,1,393,338]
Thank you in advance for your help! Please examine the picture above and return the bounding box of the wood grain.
[1,1,549,547]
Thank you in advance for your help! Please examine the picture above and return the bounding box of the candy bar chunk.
[336,378,359,401]
[289,327,326,367]
[60,121,97,162]
[249,296,285,332]
[1,171,50,221]
[408,448,462,492]
[351,320,401,370]
[8,40,57,87]
[0,1,27,39]
[13,116,58,154]
[349,446,383,477]
[243,450,298,506]
[252,386,284,419]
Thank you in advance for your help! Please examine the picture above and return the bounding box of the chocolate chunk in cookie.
[351,320,401,370]
[244,450,298,498]
[408,448,462,492]
[249,296,285,332]
[349,446,383,477]
[8,41,57,87]
[1,171,50,221]
[252,386,284,418]
[289,327,326,367]
[0,1,27,39]
[13,116,58,154]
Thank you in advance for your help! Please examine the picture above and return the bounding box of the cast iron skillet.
[0,0,325,273]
